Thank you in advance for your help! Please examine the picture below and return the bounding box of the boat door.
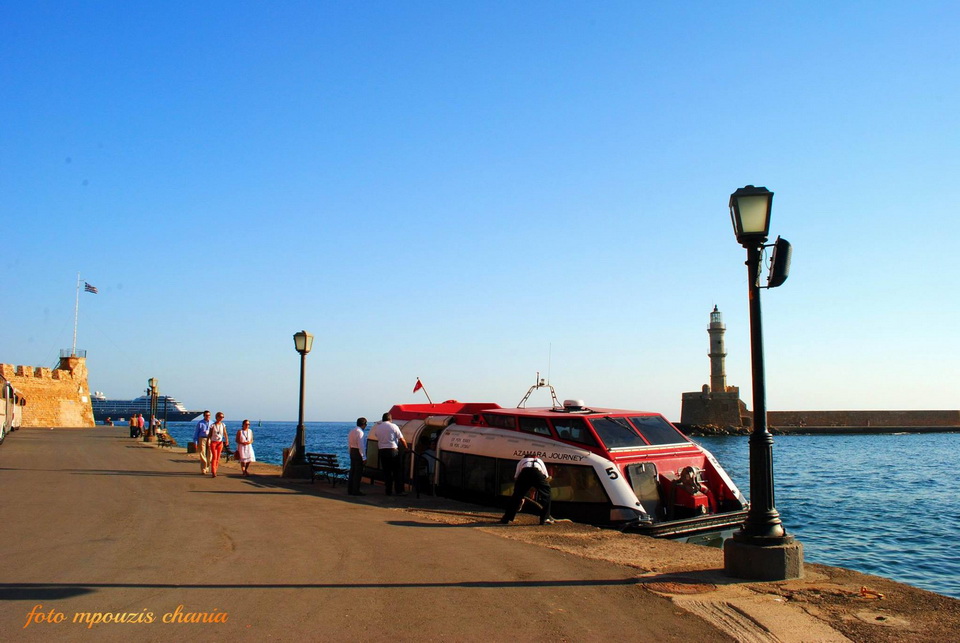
[407,416,453,490]
[624,462,662,519]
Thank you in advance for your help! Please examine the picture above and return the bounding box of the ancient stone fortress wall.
[0,356,95,427]
[680,388,747,427]
[768,409,960,428]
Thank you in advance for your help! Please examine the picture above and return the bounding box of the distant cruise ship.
[91,391,202,423]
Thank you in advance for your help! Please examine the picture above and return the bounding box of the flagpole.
[72,273,81,357]
[415,378,434,405]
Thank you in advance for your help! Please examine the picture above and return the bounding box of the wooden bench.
[305,452,349,486]
[157,433,175,448]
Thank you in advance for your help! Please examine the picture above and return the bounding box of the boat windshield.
[551,416,597,447]
[590,416,649,449]
[628,416,688,446]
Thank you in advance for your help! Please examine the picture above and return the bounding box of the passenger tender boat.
[371,384,748,538]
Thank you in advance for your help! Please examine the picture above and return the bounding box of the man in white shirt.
[193,411,212,475]
[347,417,367,496]
[373,412,407,495]
[499,454,554,525]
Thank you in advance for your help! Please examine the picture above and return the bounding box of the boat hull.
[372,401,749,538]
[93,408,200,423]
[91,394,201,423]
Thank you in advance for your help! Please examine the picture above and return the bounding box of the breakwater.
[680,410,960,436]
[683,423,960,436]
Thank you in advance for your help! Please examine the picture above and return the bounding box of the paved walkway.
[1,427,732,642]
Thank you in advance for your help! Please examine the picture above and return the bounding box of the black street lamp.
[285,330,314,474]
[723,185,803,580]
[144,377,158,441]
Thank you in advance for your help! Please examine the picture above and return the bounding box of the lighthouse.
[708,305,726,393]
[679,306,745,428]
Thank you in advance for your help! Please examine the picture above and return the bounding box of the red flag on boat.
[413,378,423,393]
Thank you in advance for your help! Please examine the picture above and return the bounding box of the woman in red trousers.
[208,412,230,477]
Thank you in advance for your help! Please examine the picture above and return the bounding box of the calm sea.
[163,421,959,599]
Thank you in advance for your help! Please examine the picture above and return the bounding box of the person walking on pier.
[208,412,229,477]
[373,412,407,495]
[347,417,367,495]
[500,454,554,525]
[235,419,256,476]
[129,415,138,438]
[193,411,212,474]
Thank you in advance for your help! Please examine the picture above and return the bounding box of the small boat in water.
[369,382,748,538]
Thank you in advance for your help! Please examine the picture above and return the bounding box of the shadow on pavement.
[0,586,96,600]
[386,520,498,529]
[1,577,642,596]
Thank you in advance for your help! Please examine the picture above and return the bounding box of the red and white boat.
[372,382,749,538]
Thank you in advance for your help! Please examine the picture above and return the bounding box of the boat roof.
[389,400,664,422]
[390,401,500,421]
[494,406,663,417]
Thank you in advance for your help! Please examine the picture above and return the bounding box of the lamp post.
[283,330,314,477]
[723,185,804,581]
[144,377,158,442]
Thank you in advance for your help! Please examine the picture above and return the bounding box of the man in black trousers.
[500,453,554,525]
[347,417,367,496]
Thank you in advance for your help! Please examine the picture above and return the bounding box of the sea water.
[163,421,959,599]
[697,433,960,600]
[164,420,355,468]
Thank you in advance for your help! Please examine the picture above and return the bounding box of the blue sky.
[2,2,957,421]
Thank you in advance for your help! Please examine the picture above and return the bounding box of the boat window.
[551,417,597,447]
[590,417,649,449]
[518,416,552,436]
[549,464,608,503]
[497,460,518,496]
[462,454,498,495]
[439,450,464,487]
[628,416,688,446]
[483,413,516,429]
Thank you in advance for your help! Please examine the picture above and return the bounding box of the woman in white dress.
[235,419,256,476]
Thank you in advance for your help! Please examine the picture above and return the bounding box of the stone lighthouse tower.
[680,306,745,428]
[708,305,726,393]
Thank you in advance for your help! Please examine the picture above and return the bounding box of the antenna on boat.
[547,343,552,386]
[517,371,562,409]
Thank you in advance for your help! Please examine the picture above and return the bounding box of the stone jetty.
[1,426,958,641]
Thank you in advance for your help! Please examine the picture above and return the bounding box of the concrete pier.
[2,426,958,641]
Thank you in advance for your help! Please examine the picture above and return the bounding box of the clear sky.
[2,2,957,422]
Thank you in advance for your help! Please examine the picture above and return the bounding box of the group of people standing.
[127,414,162,438]
[185,409,555,525]
[193,411,256,477]
[347,412,408,496]
[128,413,144,438]
[347,413,554,527]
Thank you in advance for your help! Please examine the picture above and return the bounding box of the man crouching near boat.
[500,453,555,525]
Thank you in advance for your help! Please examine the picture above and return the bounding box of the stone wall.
[0,356,95,427]
[680,388,748,427]
[768,410,960,428]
